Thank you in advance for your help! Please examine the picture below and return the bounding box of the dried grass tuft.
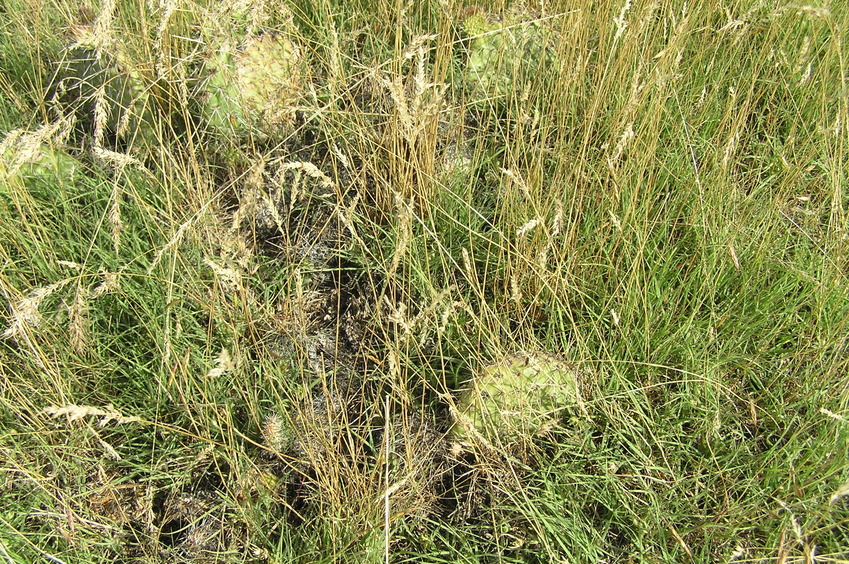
[42,403,142,426]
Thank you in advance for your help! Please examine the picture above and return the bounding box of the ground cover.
[1,0,848,562]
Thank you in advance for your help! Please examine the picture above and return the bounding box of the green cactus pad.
[452,353,585,446]
[51,26,153,148]
[200,33,303,143]
[460,11,555,103]
[461,10,491,39]
[2,141,81,186]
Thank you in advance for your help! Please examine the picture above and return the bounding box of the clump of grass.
[1,0,848,563]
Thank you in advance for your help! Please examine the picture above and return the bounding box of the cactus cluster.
[452,353,585,447]
[47,4,306,154]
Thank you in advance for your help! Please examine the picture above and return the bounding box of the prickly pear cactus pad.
[200,32,303,143]
[1,138,80,187]
[459,8,555,103]
[51,20,153,148]
[452,353,586,448]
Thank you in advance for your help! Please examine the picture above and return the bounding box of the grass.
[1,0,848,562]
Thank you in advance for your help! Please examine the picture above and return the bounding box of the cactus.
[2,139,81,186]
[452,353,585,447]
[199,32,303,143]
[459,8,555,103]
[50,16,153,148]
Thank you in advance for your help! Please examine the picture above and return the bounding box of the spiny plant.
[458,5,557,106]
[199,33,304,141]
[1,126,81,185]
[195,2,306,157]
[48,5,156,149]
[451,352,587,455]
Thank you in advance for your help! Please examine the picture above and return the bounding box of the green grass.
[1,0,848,562]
